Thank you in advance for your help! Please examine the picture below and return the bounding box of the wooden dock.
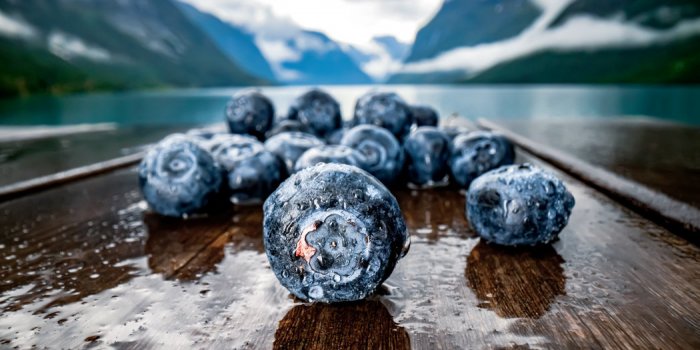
[0,119,698,349]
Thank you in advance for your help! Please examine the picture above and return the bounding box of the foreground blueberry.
[403,127,450,187]
[264,132,325,174]
[288,89,342,137]
[225,90,275,139]
[208,135,284,204]
[411,105,439,127]
[466,164,575,246]
[353,92,413,139]
[294,145,368,173]
[340,125,404,185]
[138,134,223,217]
[449,131,515,188]
[263,163,410,302]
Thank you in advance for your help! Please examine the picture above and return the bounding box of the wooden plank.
[0,124,226,201]
[0,123,116,143]
[0,151,699,349]
[0,152,144,201]
[479,118,700,238]
[0,125,188,187]
[476,118,700,208]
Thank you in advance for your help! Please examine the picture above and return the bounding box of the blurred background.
[0,0,699,126]
[0,0,700,130]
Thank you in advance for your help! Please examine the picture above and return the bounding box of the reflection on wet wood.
[466,241,565,319]
[480,118,700,208]
[0,125,188,187]
[480,118,700,237]
[0,152,699,348]
[274,300,410,350]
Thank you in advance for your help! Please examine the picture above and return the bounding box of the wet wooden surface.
[480,118,700,208]
[1,149,699,349]
[0,125,188,187]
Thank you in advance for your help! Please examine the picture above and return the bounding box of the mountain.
[462,36,700,84]
[176,1,275,81]
[258,30,372,85]
[391,0,700,84]
[344,36,410,81]
[373,36,411,62]
[0,0,264,97]
[404,0,541,63]
[549,0,700,29]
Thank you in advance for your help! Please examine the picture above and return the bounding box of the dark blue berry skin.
[225,90,275,139]
[325,127,348,145]
[288,89,342,137]
[263,163,410,303]
[411,105,439,127]
[449,131,515,188]
[340,125,404,185]
[353,92,413,140]
[466,164,575,246]
[264,132,326,174]
[138,134,223,217]
[208,134,284,204]
[403,127,450,187]
[265,119,312,139]
[294,145,369,173]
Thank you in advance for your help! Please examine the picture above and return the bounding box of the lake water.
[0,85,699,126]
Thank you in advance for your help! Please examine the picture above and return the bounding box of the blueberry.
[186,128,223,141]
[325,127,347,145]
[264,132,326,174]
[449,131,515,188]
[353,92,413,139]
[263,163,410,302]
[294,145,369,173]
[205,134,263,157]
[288,89,342,137]
[411,105,439,127]
[466,164,575,246]
[225,90,275,139]
[138,134,223,217]
[441,126,472,141]
[208,134,284,204]
[340,125,404,185]
[403,126,450,187]
[265,119,312,139]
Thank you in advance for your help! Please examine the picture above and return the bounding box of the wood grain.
[0,151,698,349]
[480,118,700,238]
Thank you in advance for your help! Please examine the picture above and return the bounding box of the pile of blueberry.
[138,89,575,302]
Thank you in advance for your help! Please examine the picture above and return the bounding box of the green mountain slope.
[0,0,264,97]
[176,1,276,81]
[392,0,700,84]
[550,0,700,29]
[464,36,700,84]
[406,0,540,62]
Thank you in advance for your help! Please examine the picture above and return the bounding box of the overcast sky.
[181,0,443,46]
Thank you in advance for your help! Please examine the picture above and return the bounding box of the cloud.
[400,3,700,76]
[350,38,408,81]
[182,0,300,40]
[256,38,301,63]
[255,38,306,81]
[293,32,337,54]
[181,0,441,46]
[0,10,37,39]
[48,31,112,62]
